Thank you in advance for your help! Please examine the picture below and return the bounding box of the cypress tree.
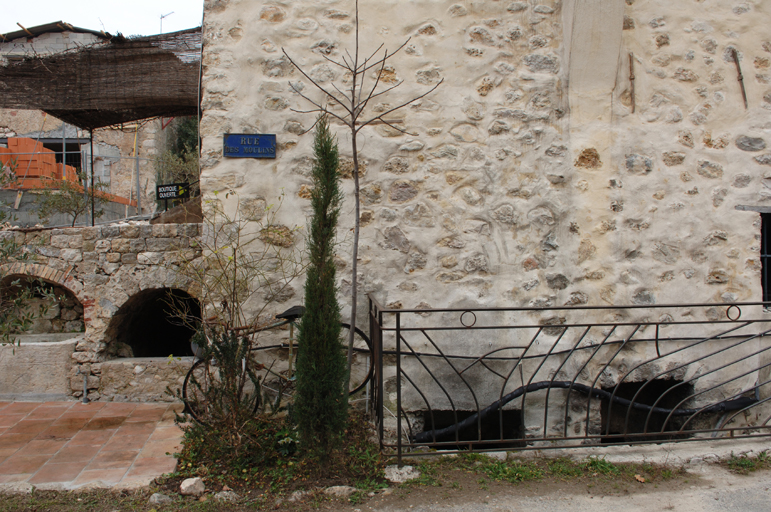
[294,115,347,455]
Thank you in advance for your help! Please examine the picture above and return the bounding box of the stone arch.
[0,263,86,335]
[0,262,84,303]
[104,287,201,358]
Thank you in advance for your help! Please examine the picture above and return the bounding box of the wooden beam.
[16,23,34,37]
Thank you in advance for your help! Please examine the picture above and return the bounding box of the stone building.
[4,1,771,449]
[0,22,167,218]
[200,0,769,323]
[197,0,771,442]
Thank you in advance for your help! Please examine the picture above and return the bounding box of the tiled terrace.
[0,401,182,490]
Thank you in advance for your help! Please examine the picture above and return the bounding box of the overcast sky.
[1,1,204,37]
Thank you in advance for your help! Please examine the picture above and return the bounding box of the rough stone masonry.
[196,0,771,434]
[200,0,767,325]
[0,223,200,400]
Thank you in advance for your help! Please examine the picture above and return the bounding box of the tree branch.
[283,49,354,115]
[288,80,351,117]
[360,38,411,73]
[357,78,444,133]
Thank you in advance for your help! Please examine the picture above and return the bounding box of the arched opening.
[106,288,200,358]
[0,275,83,334]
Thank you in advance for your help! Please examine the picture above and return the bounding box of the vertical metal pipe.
[396,311,402,465]
[90,131,95,227]
[377,303,384,449]
[81,149,89,226]
[629,53,636,114]
[135,128,142,215]
[61,122,66,179]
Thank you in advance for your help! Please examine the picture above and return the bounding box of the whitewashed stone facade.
[199,0,768,319]
[198,0,771,437]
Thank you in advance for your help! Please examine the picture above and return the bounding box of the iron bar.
[89,131,95,226]
[629,52,635,113]
[732,48,748,109]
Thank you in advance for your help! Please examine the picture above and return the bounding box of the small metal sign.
[156,182,190,200]
[223,133,277,158]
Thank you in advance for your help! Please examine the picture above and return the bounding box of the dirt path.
[333,464,768,512]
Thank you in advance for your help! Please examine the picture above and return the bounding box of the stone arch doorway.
[105,288,200,358]
[0,274,84,334]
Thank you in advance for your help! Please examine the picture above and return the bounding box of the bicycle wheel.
[341,323,374,396]
[248,323,373,397]
[182,357,261,425]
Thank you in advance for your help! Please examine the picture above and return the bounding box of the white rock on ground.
[288,490,311,502]
[214,490,240,502]
[148,493,173,504]
[179,477,205,496]
[385,465,421,484]
[324,485,358,497]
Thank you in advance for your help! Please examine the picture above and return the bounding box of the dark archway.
[106,288,200,358]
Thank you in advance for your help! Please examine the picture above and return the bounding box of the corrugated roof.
[0,21,111,43]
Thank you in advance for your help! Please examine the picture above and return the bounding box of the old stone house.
[4,0,771,449]
[200,0,769,323]
[0,22,166,221]
[197,0,771,444]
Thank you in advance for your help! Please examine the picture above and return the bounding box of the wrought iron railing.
[368,297,771,462]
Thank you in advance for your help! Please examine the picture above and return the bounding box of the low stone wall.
[97,357,194,403]
[2,222,202,401]
[0,335,81,400]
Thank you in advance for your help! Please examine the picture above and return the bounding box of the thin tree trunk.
[346,134,360,385]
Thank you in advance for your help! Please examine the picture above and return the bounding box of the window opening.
[600,380,694,444]
[418,409,525,450]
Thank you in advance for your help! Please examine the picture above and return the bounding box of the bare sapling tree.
[282,0,442,386]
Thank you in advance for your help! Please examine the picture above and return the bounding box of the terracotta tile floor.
[0,401,182,490]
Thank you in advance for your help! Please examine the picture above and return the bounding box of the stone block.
[0,339,77,396]
[121,253,138,265]
[60,249,83,262]
[37,246,61,258]
[137,252,164,265]
[105,252,121,263]
[110,239,131,253]
[139,225,154,238]
[146,238,181,252]
[82,240,96,252]
[81,227,101,240]
[102,226,121,238]
[95,240,111,253]
[50,235,72,249]
[129,239,147,252]
[120,225,140,238]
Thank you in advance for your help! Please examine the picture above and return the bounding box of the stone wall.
[3,222,201,400]
[98,357,194,403]
[199,0,769,321]
[198,0,771,427]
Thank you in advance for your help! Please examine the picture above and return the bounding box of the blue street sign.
[223,134,277,158]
